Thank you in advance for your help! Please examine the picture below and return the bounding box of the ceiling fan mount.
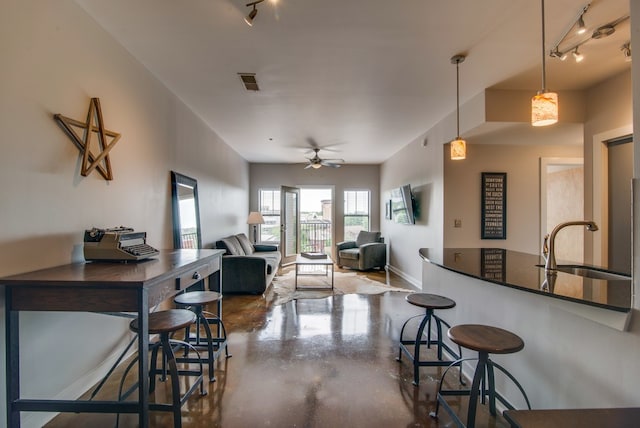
[305,147,344,169]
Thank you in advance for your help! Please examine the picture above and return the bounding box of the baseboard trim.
[386,264,421,290]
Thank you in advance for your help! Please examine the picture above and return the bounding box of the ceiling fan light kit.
[304,148,344,169]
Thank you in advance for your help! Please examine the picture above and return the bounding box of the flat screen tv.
[391,184,416,224]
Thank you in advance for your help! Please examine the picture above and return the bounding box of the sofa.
[336,230,386,271]
[215,233,281,294]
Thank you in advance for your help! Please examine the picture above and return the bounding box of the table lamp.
[247,211,265,244]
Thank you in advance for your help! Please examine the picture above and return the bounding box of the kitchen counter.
[419,248,631,313]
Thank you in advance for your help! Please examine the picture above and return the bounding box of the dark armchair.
[336,231,387,271]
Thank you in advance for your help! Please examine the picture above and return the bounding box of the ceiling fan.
[305,148,344,169]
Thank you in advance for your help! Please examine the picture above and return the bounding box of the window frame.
[343,189,371,241]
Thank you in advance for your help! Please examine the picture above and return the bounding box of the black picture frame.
[481,172,507,239]
[170,171,202,249]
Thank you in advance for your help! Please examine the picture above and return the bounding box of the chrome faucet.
[544,220,598,276]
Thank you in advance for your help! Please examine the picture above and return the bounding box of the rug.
[264,267,411,306]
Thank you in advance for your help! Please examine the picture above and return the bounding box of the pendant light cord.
[456,59,460,138]
[541,0,547,92]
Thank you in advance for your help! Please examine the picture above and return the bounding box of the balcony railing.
[300,220,331,253]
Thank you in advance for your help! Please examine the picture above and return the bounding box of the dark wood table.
[504,407,640,428]
[2,249,224,428]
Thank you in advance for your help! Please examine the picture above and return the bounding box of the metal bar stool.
[397,293,463,385]
[118,309,206,428]
[430,324,531,428]
[174,290,231,382]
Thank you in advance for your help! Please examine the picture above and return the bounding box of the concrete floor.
[46,268,510,427]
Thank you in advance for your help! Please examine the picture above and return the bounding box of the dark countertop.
[503,408,640,428]
[419,248,631,312]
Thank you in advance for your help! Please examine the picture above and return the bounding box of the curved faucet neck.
[544,221,598,274]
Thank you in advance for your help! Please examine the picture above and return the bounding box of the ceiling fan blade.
[321,160,342,168]
[304,163,313,169]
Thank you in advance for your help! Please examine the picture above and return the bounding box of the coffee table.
[294,254,334,290]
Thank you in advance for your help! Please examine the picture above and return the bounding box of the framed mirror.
[170,171,202,249]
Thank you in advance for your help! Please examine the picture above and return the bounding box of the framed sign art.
[481,172,506,239]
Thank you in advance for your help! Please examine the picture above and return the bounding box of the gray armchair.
[336,231,386,271]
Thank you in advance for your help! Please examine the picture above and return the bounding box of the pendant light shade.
[450,54,466,160]
[532,91,558,126]
[532,0,558,127]
[450,139,466,160]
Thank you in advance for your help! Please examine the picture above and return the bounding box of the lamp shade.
[450,139,466,160]
[247,211,265,225]
[531,91,558,126]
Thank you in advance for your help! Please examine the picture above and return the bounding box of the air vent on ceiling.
[238,73,259,91]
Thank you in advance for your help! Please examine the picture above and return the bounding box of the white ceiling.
[76,0,631,165]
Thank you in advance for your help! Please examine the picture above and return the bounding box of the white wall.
[380,125,447,287]
[444,144,583,254]
[0,1,248,426]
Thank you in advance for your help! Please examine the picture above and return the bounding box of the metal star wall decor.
[54,98,121,180]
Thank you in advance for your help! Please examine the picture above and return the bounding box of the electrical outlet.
[454,219,462,228]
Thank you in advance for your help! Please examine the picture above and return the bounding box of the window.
[259,189,280,243]
[344,190,370,241]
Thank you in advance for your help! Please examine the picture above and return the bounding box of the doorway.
[299,187,334,255]
[279,186,335,264]
[540,157,585,263]
[606,135,633,273]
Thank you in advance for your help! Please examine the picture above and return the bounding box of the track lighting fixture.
[244,0,265,27]
[450,54,467,160]
[550,12,629,64]
[532,0,558,127]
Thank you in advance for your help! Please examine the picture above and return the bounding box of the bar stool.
[118,309,206,428]
[174,290,231,382]
[430,324,531,428]
[397,293,463,385]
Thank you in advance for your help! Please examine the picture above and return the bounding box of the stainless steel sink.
[536,264,631,281]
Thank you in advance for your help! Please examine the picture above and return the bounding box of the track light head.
[244,0,265,26]
[550,49,568,61]
[244,7,258,26]
[622,43,632,62]
[573,48,584,63]
[576,15,586,35]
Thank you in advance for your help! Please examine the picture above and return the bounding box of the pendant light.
[532,0,558,126]
[450,54,466,160]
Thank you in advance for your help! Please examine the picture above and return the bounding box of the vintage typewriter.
[83,226,159,262]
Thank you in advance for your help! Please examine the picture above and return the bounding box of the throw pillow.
[235,233,254,255]
[356,231,381,247]
[221,236,245,256]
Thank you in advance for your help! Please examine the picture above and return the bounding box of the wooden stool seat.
[431,323,530,428]
[448,324,524,355]
[174,290,222,306]
[174,291,230,382]
[398,293,461,385]
[406,293,456,310]
[129,309,196,334]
